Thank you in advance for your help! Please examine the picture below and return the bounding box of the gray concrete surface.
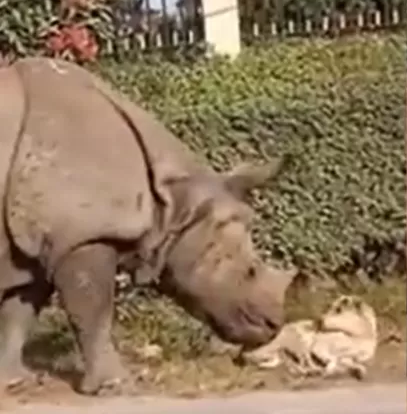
[4,383,406,414]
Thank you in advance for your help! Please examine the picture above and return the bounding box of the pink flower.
[45,24,99,62]
[66,25,99,62]
[46,32,68,53]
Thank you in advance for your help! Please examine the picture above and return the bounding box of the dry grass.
[23,276,406,397]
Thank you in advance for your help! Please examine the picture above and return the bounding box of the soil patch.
[1,278,405,408]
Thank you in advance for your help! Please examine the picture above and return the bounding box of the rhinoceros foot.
[77,360,135,396]
[0,361,43,394]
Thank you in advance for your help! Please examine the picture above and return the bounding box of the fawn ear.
[221,157,286,200]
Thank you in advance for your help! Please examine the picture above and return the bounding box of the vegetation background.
[0,0,405,395]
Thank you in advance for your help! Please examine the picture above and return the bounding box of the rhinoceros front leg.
[53,243,129,395]
[0,280,52,391]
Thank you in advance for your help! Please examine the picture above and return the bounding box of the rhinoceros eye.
[245,266,257,280]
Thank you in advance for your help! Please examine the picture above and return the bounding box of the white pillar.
[201,0,241,58]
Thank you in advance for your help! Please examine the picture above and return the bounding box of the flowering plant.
[46,23,99,62]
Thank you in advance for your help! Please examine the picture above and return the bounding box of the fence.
[1,0,405,60]
[104,0,204,56]
[239,0,407,43]
[106,0,406,57]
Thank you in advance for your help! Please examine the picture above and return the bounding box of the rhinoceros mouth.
[203,305,278,347]
[238,307,279,341]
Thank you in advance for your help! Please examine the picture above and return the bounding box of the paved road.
[3,383,406,414]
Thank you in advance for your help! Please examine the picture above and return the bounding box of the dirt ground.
[0,278,405,409]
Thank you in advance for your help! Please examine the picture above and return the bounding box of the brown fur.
[240,295,378,380]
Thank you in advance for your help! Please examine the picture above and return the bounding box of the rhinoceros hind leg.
[53,243,130,396]
[0,280,52,392]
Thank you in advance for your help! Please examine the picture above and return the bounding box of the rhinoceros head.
[158,158,297,347]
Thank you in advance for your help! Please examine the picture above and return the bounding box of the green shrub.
[94,34,406,281]
[0,0,114,61]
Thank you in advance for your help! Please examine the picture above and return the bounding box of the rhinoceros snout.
[216,321,279,348]
[206,304,283,348]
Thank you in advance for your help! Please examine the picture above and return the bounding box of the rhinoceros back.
[0,64,36,290]
[4,58,159,271]
[0,65,24,232]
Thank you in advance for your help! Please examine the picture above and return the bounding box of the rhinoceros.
[0,57,296,395]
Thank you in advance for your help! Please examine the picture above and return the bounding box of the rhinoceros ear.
[221,157,285,200]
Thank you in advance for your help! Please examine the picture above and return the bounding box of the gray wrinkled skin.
[0,57,297,395]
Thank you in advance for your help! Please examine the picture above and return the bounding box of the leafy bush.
[1,3,404,281]
[0,0,114,61]
[95,34,406,281]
